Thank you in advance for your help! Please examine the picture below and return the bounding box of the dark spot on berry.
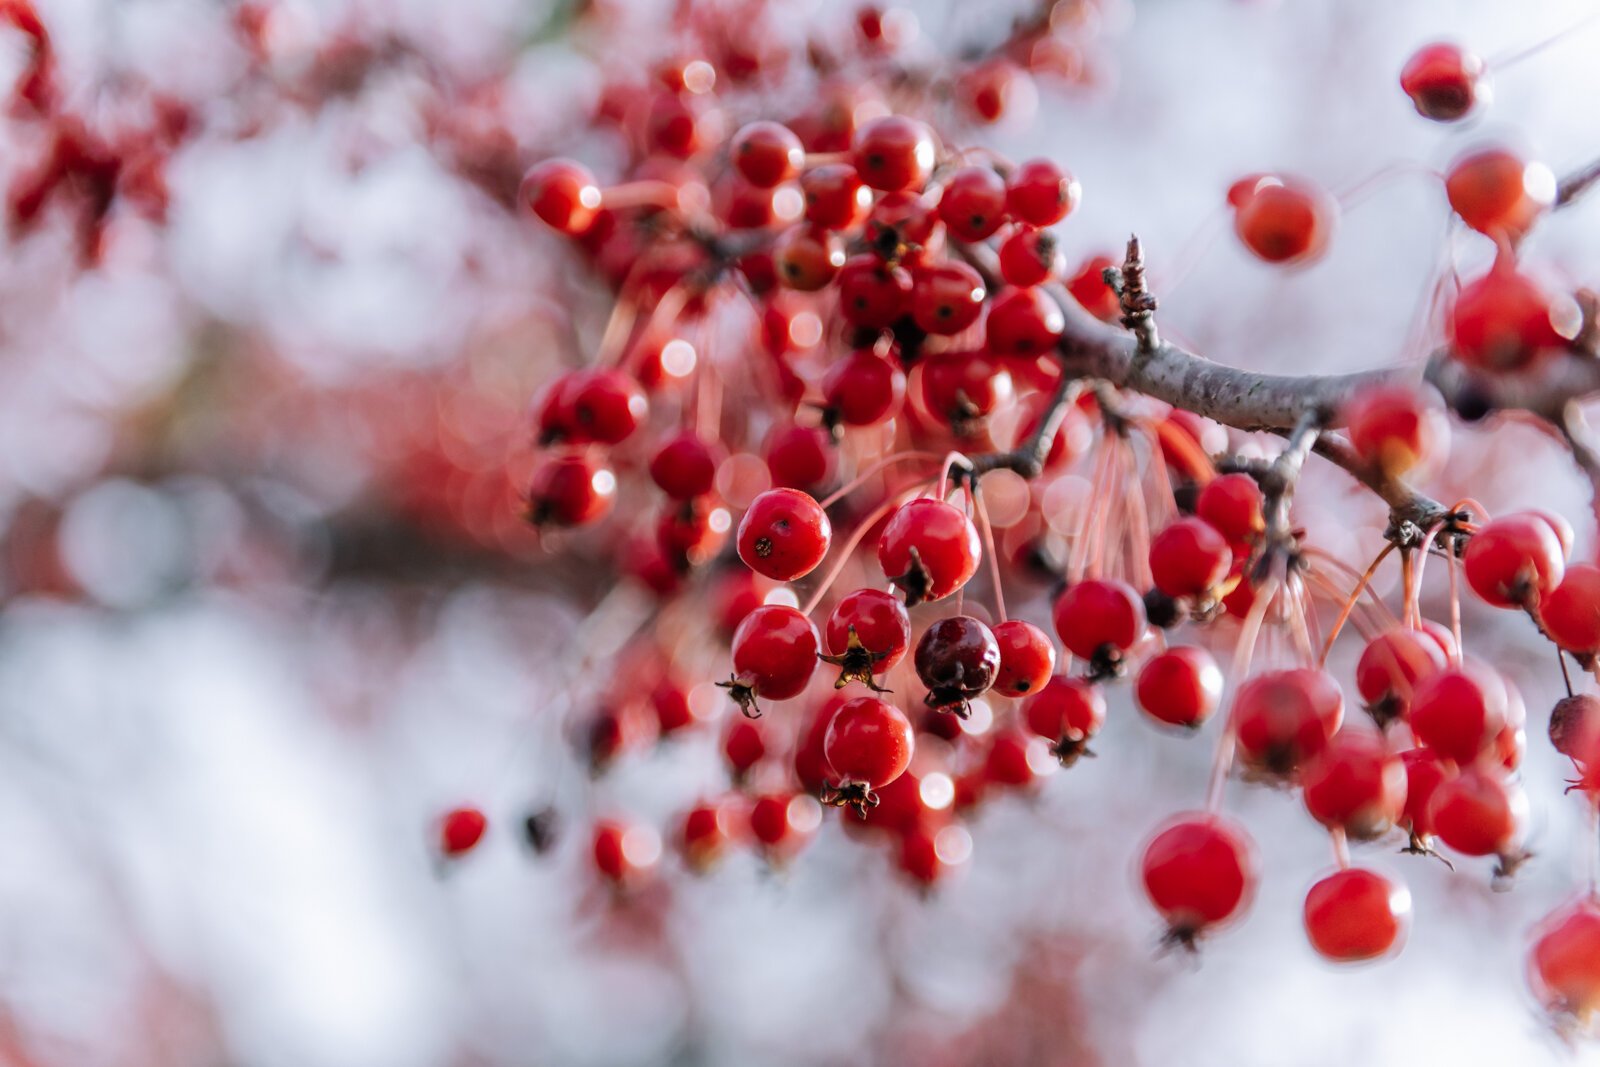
[754,536,773,557]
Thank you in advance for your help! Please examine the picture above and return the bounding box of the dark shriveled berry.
[915,615,1000,717]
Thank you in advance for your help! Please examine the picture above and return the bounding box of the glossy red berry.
[526,454,616,527]
[1427,763,1527,859]
[764,423,835,491]
[985,286,1065,357]
[1230,175,1336,265]
[592,819,661,886]
[1400,747,1457,843]
[1463,512,1566,608]
[836,255,913,330]
[910,261,987,335]
[737,488,832,581]
[1541,563,1600,654]
[1401,42,1486,122]
[775,224,845,291]
[982,729,1040,789]
[656,498,729,567]
[998,226,1063,288]
[878,497,982,606]
[1300,726,1407,839]
[650,679,699,737]
[1051,578,1147,667]
[1409,661,1508,764]
[1136,646,1224,729]
[1149,517,1232,600]
[898,823,970,888]
[748,792,820,861]
[1140,813,1257,947]
[915,614,1000,716]
[438,806,488,857]
[958,59,1033,124]
[679,800,734,872]
[1303,868,1411,963]
[650,432,724,499]
[731,120,804,188]
[917,349,1010,434]
[865,190,939,254]
[1449,260,1575,370]
[1066,255,1119,321]
[823,588,912,686]
[801,162,871,229]
[1355,627,1447,725]
[1005,158,1080,227]
[1022,675,1105,764]
[937,166,1009,241]
[520,158,602,234]
[992,619,1057,697]
[823,349,906,427]
[1528,896,1600,1029]
[822,696,915,815]
[1231,668,1344,777]
[1343,383,1448,478]
[1196,473,1265,543]
[850,115,936,192]
[1445,147,1553,240]
[722,604,820,715]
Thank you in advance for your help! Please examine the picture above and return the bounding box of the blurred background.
[4,0,1600,1064]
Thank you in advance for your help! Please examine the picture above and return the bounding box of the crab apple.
[992,619,1057,697]
[1528,896,1600,1030]
[1067,255,1119,321]
[998,226,1063,288]
[650,678,698,737]
[1140,813,1258,947]
[1541,564,1600,655]
[910,261,987,335]
[1449,260,1576,370]
[878,497,982,606]
[1408,661,1508,764]
[731,120,804,187]
[526,454,616,527]
[986,286,1065,357]
[821,349,905,427]
[1303,868,1411,963]
[520,158,602,234]
[592,819,661,887]
[866,190,940,255]
[722,604,820,715]
[898,823,970,888]
[1342,383,1448,477]
[937,166,1009,242]
[836,256,913,330]
[850,115,936,192]
[722,716,767,780]
[764,423,835,490]
[438,806,488,858]
[1051,578,1147,669]
[711,568,768,639]
[1549,693,1600,763]
[823,588,912,687]
[1355,627,1447,725]
[1149,517,1232,600]
[1400,747,1457,844]
[1463,512,1566,608]
[983,729,1041,789]
[801,162,871,229]
[1426,763,1527,860]
[1231,668,1344,777]
[1023,675,1105,765]
[822,696,915,815]
[1401,42,1486,122]
[918,349,1011,433]
[959,58,1034,124]
[748,792,819,861]
[1300,726,1407,839]
[1445,147,1554,240]
[1230,175,1337,265]
[1196,473,1265,543]
[1534,509,1578,558]
[656,498,729,567]
[916,614,1001,716]
[794,697,845,794]
[650,432,724,500]
[775,224,845,290]
[1136,646,1224,729]
[679,800,734,872]
[737,488,831,581]
[1006,158,1081,227]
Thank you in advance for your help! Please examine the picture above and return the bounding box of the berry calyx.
[878,497,982,606]
[821,695,916,817]
[737,487,832,581]
[822,588,912,689]
[915,614,1000,717]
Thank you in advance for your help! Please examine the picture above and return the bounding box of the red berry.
[1549,693,1600,763]
[1197,473,1265,542]
[1409,661,1508,764]
[1343,383,1448,477]
[1006,158,1080,227]
[680,800,734,872]
[656,498,729,567]
[748,792,819,860]
[850,115,936,192]
[878,497,982,606]
[1136,646,1224,729]
[823,696,915,805]
[1400,42,1486,122]
[801,163,871,229]
[1022,675,1104,764]
[722,716,767,779]
[1140,813,1257,946]
[1230,175,1336,265]
[644,92,719,159]
[937,166,1009,242]
[775,224,845,291]
[764,423,836,491]
[866,190,939,254]
[898,823,969,888]
[737,488,832,581]
[526,454,616,527]
[592,818,660,886]
[1445,147,1553,240]
[1149,517,1231,600]
[1528,896,1600,1027]
[983,729,1039,789]
[1399,747,1457,841]
[1427,763,1526,858]
[1051,578,1147,665]
[910,261,987,335]
[1463,512,1566,608]
[1449,260,1575,370]
[1066,255,1119,321]
[915,614,1000,715]
[824,587,912,684]
[1303,868,1411,963]
[731,120,804,188]
[1230,668,1344,777]
[985,287,1065,357]
[1355,627,1447,724]
[520,158,601,234]
[836,255,913,330]
[438,806,488,857]
[794,697,844,794]
[650,679,699,737]
[958,59,1033,125]
[917,349,1011,433]
[823,348,906,426]
[992,619,1057,697]
[998,226,1063,288]
[650,432,724,499]
[1300,725,1407,839]
[1541,563,1600,653]
[723,604,821,714]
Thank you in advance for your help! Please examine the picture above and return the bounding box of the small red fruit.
[731,120,804,188]
[1400,42,1485,122]
[737,488,832,581]
[1051,578,1147,669]
[985,286,1065,357]
[1527,896,1600,1029]
[1300,726,1407,839]
[1303,868,1411,963]
[1445,147,1554,240]
[910,261,987,335]
[1463,512,1566,608]
[1541,563,1600,654]
[801,163,871,229]
[850,115,936,192]
[1136,646,1224,729]
[525,454,616,527]
[520,158,602,234]
[1066,255,1119,321]
[836,256,914,330]
[1006,158,1080,227]
[1230,175,1336,265]
[937,166,1009,242]
[721,604,821,716]
[822,696,916,816]
[1140,813,1258,948]
[878,497,982,606]
[1196,473,1265,542]
[1449,260,1576,370]
[592,819,661,886]
[1230,668,1344,777]
[438,806,488,857]
[1022,675,1105,765]
[650,432,724,500]
[1355,627,1447,725]
[823,588,913,687]
[915,614,1001,716]
[1343,383,1448,477]
[998,226,1063,288]
[1149,517,1232,600]
[1407,661,1508,764]
[1427,764,1527,862]
[992,619,1057,697]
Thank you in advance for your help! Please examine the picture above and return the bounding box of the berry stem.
[1445,530,1465,663]
[972,479,1006,623]
[1330,826,1351,870]
[1205,562,1283,813]
[818,452,944,508]
[800,480,934,617]
[1488,8,1600,71]
[1316,542,1396,667]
